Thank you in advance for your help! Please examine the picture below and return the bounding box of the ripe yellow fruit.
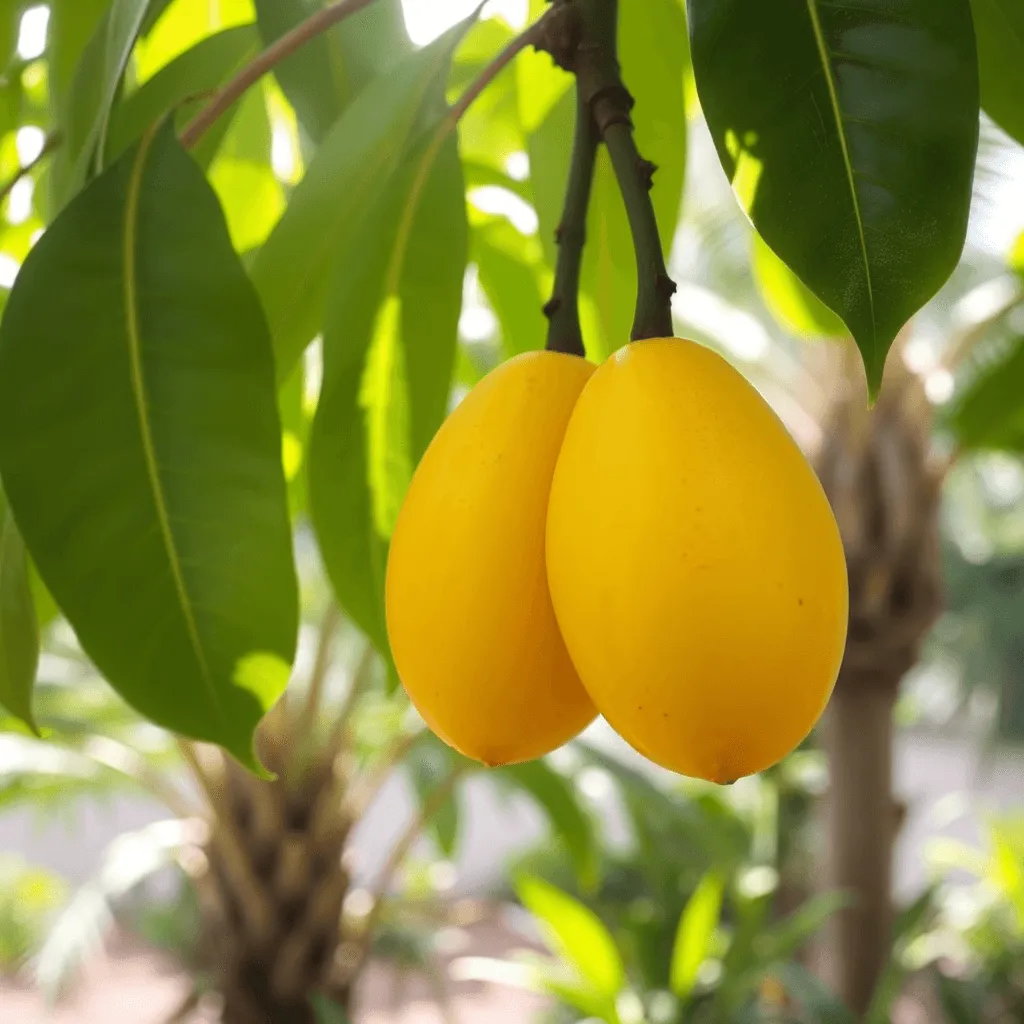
[546,338,848,783]
[386,351,597,767]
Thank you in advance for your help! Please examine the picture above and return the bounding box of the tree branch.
[0,131,62,206]
[540,0,676,341]
[179,0,377,150]
[544,89,598,357]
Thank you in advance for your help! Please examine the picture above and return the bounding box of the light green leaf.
[106,25,260,165]
[474,218,547,358]
[753,232,847,338]
[670,871,724,999]
[516,875,625,1000]
[689,0,979,393]
[500,759,599,891]
[250,23,471,383]
[53,0,156,203]
[969,0,1024,146]
[0,495,40,735]
[949,334,1024,450]
[0,122,298,769]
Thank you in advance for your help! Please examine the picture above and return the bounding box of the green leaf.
[969,0,1024,146]
[0,495,40,734]
[0,122,298,769]
[753,232,847,339]
[688,0,979,394]
[772,963,856,1024]
[48,0,111,119]
[516,875,625,1001]
[949,334,1024,450]
[106,25,260,166]
[670,871,724,999]
[250,22,471,383]
[474,218,547,358]
[499,759,600,891]
[933,969,987,1024]
[757,890,852,964]
[52,0,156,204]
[253,0,345,143]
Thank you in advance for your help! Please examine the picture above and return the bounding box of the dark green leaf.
[689,0,979,393]
[970,0,1024,146]
[753,232,847,338]
[250,23,471,383]
[949,334,1024,450]
[106,25,260,166]
[0,493,39,734]
[499,759,600,890]
[0,122,298,769]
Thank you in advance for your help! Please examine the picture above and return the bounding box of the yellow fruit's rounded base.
[546,338,849,783]
[386,350,597,767]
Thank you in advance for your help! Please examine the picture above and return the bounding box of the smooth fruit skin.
[546,338,848,783]
[386,351,597,767]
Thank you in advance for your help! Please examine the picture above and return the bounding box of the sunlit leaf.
[516,875,625,1001]
[107,25,260,165]
[670,871,724,999]
[753,232,847,339]
[0,121,298,769]
[250,23,471,383]
[689,0,979,394]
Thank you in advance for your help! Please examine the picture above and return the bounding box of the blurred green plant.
[0,856,66,973]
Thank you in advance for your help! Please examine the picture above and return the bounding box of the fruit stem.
[544,88,598,357]
[540,0,676,342]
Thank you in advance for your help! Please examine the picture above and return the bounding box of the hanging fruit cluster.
[385,338,848,784]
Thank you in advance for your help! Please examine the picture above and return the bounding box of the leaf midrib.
[805,0,878,348]
[123,124,223,723]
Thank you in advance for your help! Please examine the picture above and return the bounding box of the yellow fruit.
[546,338,848,783]
[386,351,597,766]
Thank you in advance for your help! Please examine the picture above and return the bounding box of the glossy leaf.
[500,759,600,890]
[0,122,298,769]
[689,0,979,393]
[0,493,40,734]
[516,875,625,1001]
[107,25,260,165]
[670,871,724,999]
[970,0,1024,146]
[753,232,847,338]
[250,23,470,383]
[949,335,1024,450]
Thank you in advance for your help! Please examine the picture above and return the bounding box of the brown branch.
[0,130,62,205]
[179,0,377,150]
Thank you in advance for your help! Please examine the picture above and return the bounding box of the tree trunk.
[824,676,897,1014]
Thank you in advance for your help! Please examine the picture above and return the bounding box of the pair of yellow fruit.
[385,338,849,783]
